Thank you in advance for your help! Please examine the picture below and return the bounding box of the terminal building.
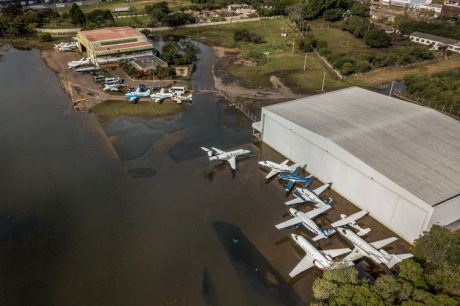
[76,26,154,66]
[253,87,460,242]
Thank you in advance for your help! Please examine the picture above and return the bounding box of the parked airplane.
[173,93,193,104]
[201,147,253,170]
[68,57,90,69]
[125,87,151,102]
[55,42,77,51]
[279,169,314,192]
[331,210,371,237]
[276,206,335,241]
[331,213,413,268]
[103,83,125,92]
[289,234,351,277]
[258,159,299,179]
[104,77,123,85]
[73,66,100,73]
[150,88,176,103]
[285,183,332,206]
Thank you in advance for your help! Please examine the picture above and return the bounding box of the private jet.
[201,147,253,171]
[331,212,413,268]
[68,57,90,69]
[289,234,351,277]
[103,83,125,92]
[258,159,300,179]
[279,169,314,192]
[285,183,332,206]
[275,206,335,241]
[125,87,151,102]
[150,88,176,103]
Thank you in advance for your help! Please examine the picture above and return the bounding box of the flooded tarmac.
[0,44,410,306]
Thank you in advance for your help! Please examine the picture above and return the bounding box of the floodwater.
[0,45,309,306]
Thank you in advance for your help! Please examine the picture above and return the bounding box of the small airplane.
[68,57,90,69]
[285,183,332,206]
[331,210,371,237]
[150,88,176,103]
[275,205,335,241]
[55,41,77,51]
[103,83,125,92]
[173,93,193,104]
[201,146,253,171]
[289,234,352,277]
[125,87,151,102]
[279,168,314,192]
[73,66,100,73]
[104,77,123,85]
[258,159,300,179]
[331,212,413,268]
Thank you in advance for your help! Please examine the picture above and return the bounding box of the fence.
[394,93,460,120]
[219,91,259,122]
[313,50,343,80]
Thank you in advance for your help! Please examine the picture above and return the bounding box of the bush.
[364,28,391,48]
[323,8,344,21]
[154,66,175,79]
[297,33,317,52]
[38,32,52,42]
[233,29,263,43]
[245,49,268,64]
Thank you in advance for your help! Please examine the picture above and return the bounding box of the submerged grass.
[91,100,184,124]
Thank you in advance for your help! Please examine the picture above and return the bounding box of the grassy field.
[91,99,184,124]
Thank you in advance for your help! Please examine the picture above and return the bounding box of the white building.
[381,0,431,7]
[253,87,460,242]
[410,31,460,53]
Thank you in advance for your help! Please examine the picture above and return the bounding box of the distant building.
[410,31,460,53]
[253,87,460,242]
[381,0,431,7]
[76,26,154,66]
[441,4,460,17]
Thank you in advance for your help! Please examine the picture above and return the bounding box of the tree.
[373,275,402,304]
[145,1,169,23]
[350,2,370,17]
[233,29,262,43]
[39,32,53,42]
[332,284,384,306]
[398,260,428,290]
[323,8,344,21]
[86,9,113,27]
[286,3,306,24]
[161,12,195,26]
[70,3,85,26]
[413,225,460,266]
[313,278,338,301]
[425,262,460,297]
[297,33,317,52]
[364,28,391,48]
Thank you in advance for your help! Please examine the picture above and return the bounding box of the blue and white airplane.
[285,183,332,206]
[279,168,314,192]
[276,206,335,241]
[125,87,151,102]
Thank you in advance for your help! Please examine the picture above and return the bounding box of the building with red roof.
[76,26,154,66]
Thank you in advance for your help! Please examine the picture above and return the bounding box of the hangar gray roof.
[264,87,460,206]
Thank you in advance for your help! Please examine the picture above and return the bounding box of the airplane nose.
[289,208,297,215]
[290,233,298,240]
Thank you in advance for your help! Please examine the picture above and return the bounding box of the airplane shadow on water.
[212,222,306,306]
[204,156,253,181]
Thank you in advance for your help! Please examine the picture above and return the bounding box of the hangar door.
[262,115,292,158]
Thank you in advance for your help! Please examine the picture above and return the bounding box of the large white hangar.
[253,87,460,242]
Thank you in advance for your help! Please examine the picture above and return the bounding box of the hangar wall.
[260,111,433,242]
[429,196,460,228]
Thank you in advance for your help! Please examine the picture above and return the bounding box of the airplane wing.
[289,255,314,278]
[313,183,330,196]
[343,247,365,262]
[322,247,351,258]
[211,147,225,154]
[275,216,303,229]
[128,97,136,102]
[280,159,290,166]
[154,98,162,103]
[265,169,279,179]
[284,195,305,206]
[227,157,237,170]
[370,237,398,249]
[286,180,296,192]
[331,210,368,228]
[305,205,331,219]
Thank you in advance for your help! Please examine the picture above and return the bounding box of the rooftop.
[410,31,460,45]
[265,87,460,206]
[93,41,152,52]
[79,26,144,42]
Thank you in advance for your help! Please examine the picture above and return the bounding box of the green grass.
[91,99,184,124]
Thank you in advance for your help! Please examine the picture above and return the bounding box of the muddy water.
[0,45,310,306]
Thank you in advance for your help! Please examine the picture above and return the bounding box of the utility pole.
[291,41,295,54]
[389,80,394,97]
[321,72,326,92]
[303,53,307,71]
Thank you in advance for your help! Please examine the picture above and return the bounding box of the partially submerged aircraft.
[289,234,351,277]
[150,88,176,103]
[201,147,253,171]
[258,159,299,179]
[275,206,335,241]
[331,211,413,268]
[103,83,125,92]
[68,57,90,69]
[285,183,332,206]
[73,66,100,73]
[279,169,314,192]
[125,87,151,102]
[173,93,193,104]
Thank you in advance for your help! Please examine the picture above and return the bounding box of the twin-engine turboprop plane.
[258,159,300,179]
[275,206,335,241]
[285,183,332,206]
[278,168,314,192]
[289,234,351,277]
[331,211,413,268]
[201,147,253,171]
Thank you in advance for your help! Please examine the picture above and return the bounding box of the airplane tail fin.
[313,228,335,241]
[201,147,214,157]
[385,253,413,269]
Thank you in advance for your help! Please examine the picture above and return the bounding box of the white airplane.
[331,212,413,268]
[68,57,90,69]
[285,183,332,206]
[258,159,299,179]
[331,210,371,237]
[201,146,253,171]
[55,41,77,51]
[289,234,351,277]
[173,93,193,104]
[125,87,151,102]
[103,83,125,92]
[276,206,335,241]
[150,88,176,103]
